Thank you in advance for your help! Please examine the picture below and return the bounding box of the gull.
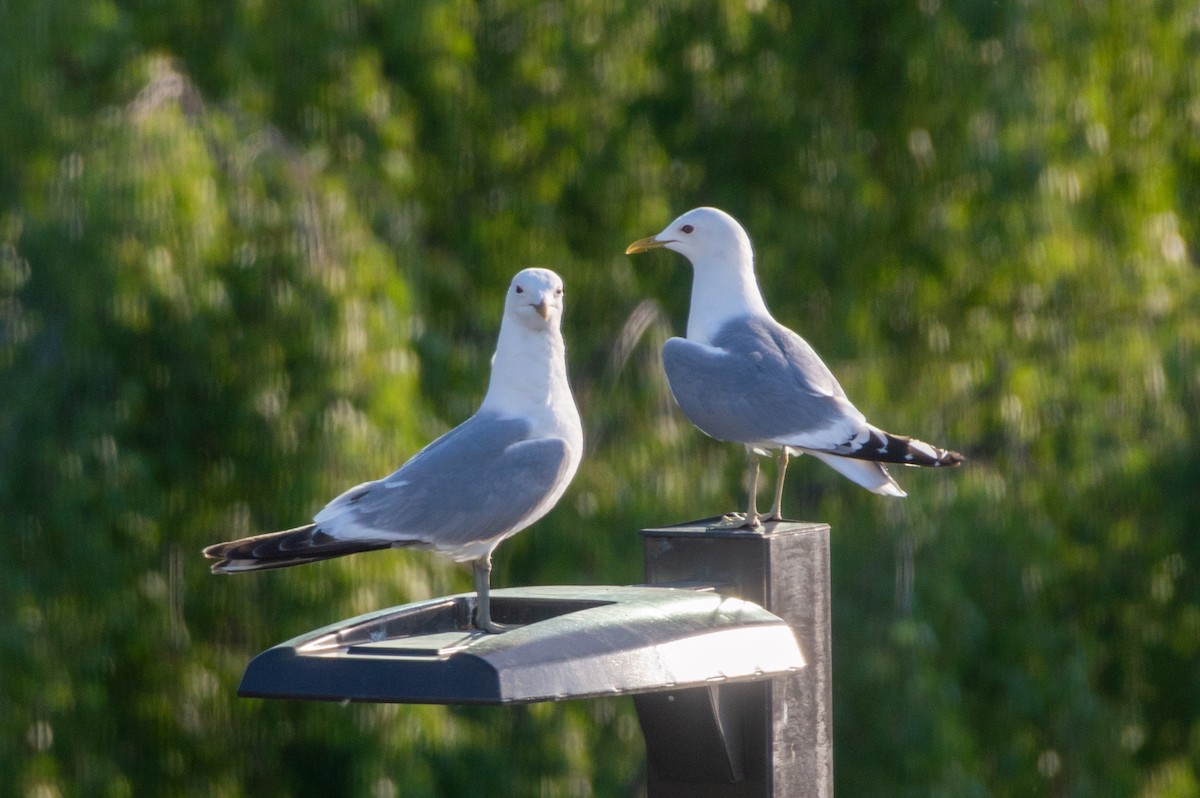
[204,268,583,633]
[626,207,961,527]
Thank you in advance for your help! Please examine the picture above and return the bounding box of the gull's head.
[506,267,565,331]
[625,207,753,270]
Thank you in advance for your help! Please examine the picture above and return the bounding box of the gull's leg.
[744,452,761,526]
[472,556,512,634]
[713,446,762,529]
[764,447,790,522]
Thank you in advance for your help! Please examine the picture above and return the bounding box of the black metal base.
[640,518,833,798]
[236,584,803,705]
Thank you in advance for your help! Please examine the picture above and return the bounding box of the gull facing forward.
[627,207,961,527]
[205,268,583,633]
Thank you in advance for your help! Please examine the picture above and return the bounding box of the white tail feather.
[807,451,907,497]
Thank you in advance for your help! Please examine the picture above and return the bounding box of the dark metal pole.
[637,519,833,798]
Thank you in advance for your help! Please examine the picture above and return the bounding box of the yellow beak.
[625,236,668,255]
[534,301,552,320]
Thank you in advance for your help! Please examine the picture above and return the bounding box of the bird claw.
[710,512,762,530]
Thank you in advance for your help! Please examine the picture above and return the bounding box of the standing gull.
[626,207,961,527]
[204,268,583,633]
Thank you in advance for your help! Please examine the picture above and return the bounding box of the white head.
[505,267,566,332]
[625,207,754,269]
[484,266,572,414]
[625,207,768,340]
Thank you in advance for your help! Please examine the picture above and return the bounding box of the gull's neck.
[480,318,577,430]
[686,246,771,344]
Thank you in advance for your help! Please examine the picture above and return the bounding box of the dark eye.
[555,287,563,296]
[681,224,694,234]
[515,285,524,294]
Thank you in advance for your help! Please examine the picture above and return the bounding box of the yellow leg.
[712,447,762,529]
[765,448,790,522]
[473,556,512,634]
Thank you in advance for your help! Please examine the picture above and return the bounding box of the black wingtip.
[839,427,965,468]
[201,523,396,573]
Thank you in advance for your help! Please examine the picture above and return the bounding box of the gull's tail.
[807,451,908,497]
[203,524,392,573]
[834,425,964,468]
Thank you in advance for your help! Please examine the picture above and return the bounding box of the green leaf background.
[2,0,1199,795]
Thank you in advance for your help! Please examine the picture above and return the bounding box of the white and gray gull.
[626,207,961,527]
[204,267,583,633]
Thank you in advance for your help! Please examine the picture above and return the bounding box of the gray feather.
[316,413,573,556]
[662,315,861,446]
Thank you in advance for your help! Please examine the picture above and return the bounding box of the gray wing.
[313,413,573,558]
[662,316,868,450]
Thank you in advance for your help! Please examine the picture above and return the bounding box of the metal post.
[637,519,833,798]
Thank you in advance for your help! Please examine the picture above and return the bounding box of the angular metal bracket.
[635,681,756,784]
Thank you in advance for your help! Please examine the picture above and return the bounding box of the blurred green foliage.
[2,0,1199,795]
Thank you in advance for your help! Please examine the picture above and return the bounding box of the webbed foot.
[710,512,762,530]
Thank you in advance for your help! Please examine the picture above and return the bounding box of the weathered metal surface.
[641,518,833,798]
[238,584,803,705]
